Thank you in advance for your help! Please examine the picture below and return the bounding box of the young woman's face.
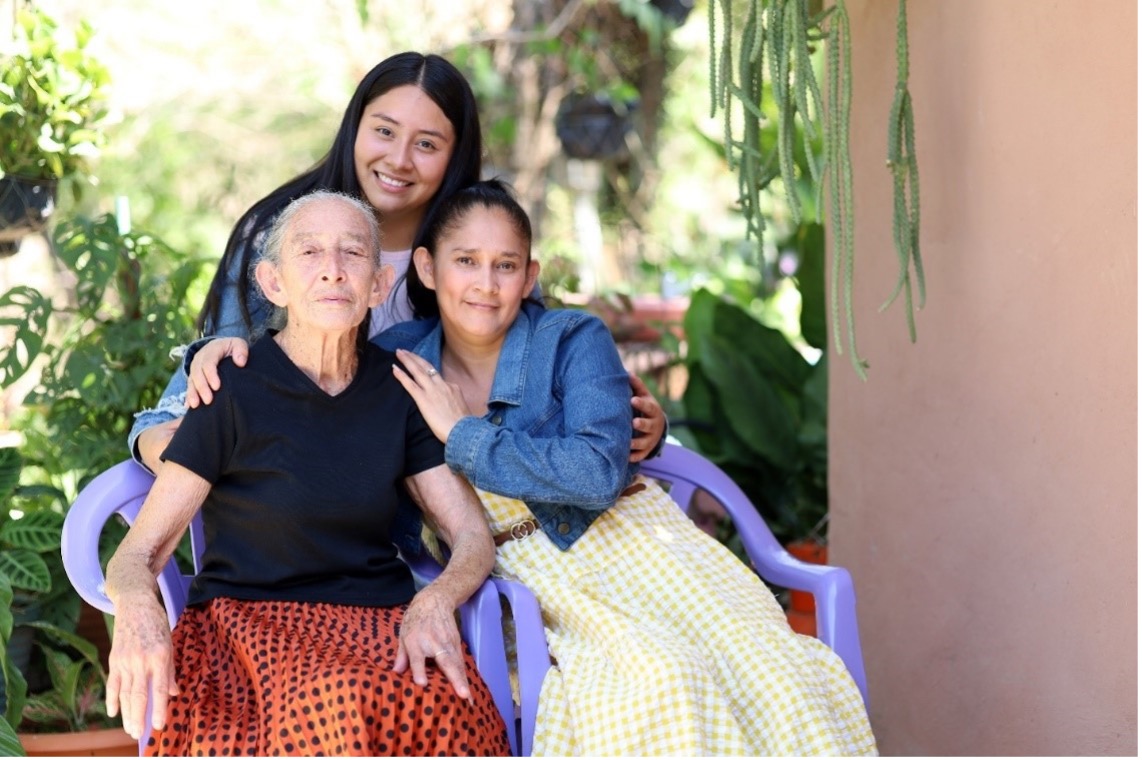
[354,85,455,240]
[414,206,539,348]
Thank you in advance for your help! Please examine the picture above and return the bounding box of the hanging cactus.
[709,0,922,379]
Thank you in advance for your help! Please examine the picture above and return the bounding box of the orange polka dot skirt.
[144,597,511,757]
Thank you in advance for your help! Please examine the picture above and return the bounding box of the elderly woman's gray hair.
[253,191,381,334]
[260,191,381,268]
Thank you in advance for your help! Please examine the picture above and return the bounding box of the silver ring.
[426,368,438,377]
[433,648,449,657]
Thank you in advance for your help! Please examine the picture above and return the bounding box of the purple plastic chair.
[489,442,870,756]
[60,459,520,756]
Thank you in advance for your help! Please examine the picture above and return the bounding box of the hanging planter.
[555,93,635,161]
[650,0,695,25]
[0,176,57,256]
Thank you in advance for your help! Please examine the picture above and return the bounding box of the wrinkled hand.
[187,338,249,408]
[629,372,666,462]
[106,596,178,740]
[392,349,471,444]
[393,587,472,701]
[137,419,182,474]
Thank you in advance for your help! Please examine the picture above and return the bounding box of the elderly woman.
[104,191,510,756]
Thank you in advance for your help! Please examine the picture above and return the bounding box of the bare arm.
[393,463,494,700]
[104,462,210,739]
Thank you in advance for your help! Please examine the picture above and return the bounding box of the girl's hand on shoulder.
[392,349,471,444]
[187,338,249,408]
[629,372,666,463]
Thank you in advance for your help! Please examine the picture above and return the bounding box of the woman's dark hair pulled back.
[407,178,533,319]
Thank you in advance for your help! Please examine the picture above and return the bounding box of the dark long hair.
[407,179,533,319]
[197,52,483,333]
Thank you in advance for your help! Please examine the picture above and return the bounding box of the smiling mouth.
[376,172,411,189]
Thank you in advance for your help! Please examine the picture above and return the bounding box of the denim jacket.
[374,301,639,550]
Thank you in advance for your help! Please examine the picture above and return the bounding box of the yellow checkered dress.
[479,476,878,756]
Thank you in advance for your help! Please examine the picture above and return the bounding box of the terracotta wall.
[829,1,1137,755]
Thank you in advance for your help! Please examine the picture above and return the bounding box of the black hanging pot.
[0,174,58,256]
[651,0,694,25]
[556,94,636,161]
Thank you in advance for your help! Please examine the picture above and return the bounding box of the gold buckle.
[509,519,538,540]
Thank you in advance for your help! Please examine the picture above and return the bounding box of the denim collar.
[413,301,539,408]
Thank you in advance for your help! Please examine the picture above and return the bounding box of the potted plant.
[0,7,110,255]
[0,447,134,756]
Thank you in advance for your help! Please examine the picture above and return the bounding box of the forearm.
[405,465,495,608]
[446,414,633,509]
[106,462,209,608]
[425,525,494,610]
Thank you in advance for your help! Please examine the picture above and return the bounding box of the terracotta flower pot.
[784,539,828,637]
[18,726,137,757]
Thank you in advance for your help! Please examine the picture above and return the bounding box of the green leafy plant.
[6,214,206,487]
[0,7,110,187]
[678,261,827,548]
[0,713,25,756]
[710,0,922,378]
[19,623,109,733]
[0,446,105,733]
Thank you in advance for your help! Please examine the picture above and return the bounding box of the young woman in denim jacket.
[130,52,666,473]
[377,181,878,756]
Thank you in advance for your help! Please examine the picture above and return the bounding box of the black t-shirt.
[162,334,444,608]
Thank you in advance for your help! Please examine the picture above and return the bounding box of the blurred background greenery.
[1,0,839,737]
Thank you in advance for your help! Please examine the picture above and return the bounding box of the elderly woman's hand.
[106,594,179,740]
[392,349,472,444]
[393,586,472,701]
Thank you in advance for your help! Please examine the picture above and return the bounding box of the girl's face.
[354,85,455,244]
[413,206,539,348]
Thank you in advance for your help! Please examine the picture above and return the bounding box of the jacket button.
[557,522,571,535]
[491,415,502,425]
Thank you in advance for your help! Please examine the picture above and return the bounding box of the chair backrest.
[639,443,868,703]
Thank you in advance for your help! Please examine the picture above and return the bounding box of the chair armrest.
[61,460,187,628]
[491,577,548,758]
[404,552,519,756]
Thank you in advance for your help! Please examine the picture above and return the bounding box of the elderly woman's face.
[257,199,387,334]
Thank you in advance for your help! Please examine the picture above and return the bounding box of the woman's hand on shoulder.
[187,337,249,408]
[392,349,471,444]
[106,594,178,739]
[393,586,472,701]
[629,372,667,462]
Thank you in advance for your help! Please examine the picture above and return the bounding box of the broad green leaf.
[0,575,11,640]
[700,335,798,470]
[713,300,810,394]
[1,649,27,730]
[25,621,103,674]
[0,550,50,593]
[0,510,63,552]
[682,288,719,356]
[0,714,24,757]
[0,286,52,389]
[0,448,19,502]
